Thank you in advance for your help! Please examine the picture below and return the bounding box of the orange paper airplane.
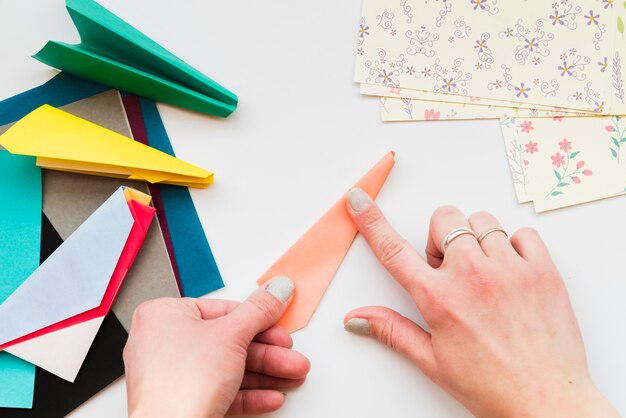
[257,152,396,332]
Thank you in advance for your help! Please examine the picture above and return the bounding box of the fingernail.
[347,188,371,212]
[344,318,371,335]
[265,276,295,303]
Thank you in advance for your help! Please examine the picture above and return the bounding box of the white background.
[1,0,625,417]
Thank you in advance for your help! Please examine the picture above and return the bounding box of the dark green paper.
[33,0,237,117]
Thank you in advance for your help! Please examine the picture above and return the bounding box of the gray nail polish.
[347,188,371,212]
[344,318,371,335]
[265,276,295,303]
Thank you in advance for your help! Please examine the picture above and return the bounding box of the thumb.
[229,276,295,341]
[344,306,437,378]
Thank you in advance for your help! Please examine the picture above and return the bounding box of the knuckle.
[471,272,497,295]
[122,344,131,364]
[432,205,461,222]
[235,391,247,414]
[529,265,566,294]
[246,294,279,320]
[358,205,383,229]
[130,297,179,327]
[512,227,540,243]
[378,316,400,349]
[468,211,494,225]
[131,299,162,322]
[453,254,484,277]
[376,235,407,266]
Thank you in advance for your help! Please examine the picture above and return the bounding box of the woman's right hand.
[343,188,620,418]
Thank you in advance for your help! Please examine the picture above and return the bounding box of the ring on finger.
[441,227,477,253]
[477,228,508,244]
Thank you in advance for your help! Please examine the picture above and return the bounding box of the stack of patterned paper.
[355,0,626,121]
[355,0,626,210]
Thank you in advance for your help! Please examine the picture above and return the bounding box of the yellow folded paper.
[0,105,213,188]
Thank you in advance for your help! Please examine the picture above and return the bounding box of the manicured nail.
[347,188,371,212]
[265,276,295,303]
[344,318,371,335]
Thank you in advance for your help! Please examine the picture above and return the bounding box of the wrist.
[507,380,619,418]
[131,408,222,418]
[129,398,222,418]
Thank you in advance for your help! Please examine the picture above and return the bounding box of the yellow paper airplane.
[0,105,213,188]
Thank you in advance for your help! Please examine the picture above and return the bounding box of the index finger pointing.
[346,188,433,297]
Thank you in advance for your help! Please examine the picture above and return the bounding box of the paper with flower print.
[500,115,626,212]
[361,83,597,113]
[379,96,589,122]
[356,0,625,114]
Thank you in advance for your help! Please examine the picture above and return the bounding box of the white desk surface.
[1,1,625,417]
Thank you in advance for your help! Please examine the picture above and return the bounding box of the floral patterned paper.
[500,115,626,211]
[362,83,597,113]
[378,96,588,121]
[355,0,626,114]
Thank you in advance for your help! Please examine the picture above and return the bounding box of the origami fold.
[0,187,155,382]
[257,152,396,333]
[33,0,237,117]
[0,105,213,188]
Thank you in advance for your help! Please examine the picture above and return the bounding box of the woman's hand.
[344,188,619,418]
[124,276,310,418]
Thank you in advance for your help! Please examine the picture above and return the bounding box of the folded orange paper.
[257,152,396,332]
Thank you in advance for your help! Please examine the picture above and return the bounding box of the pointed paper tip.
[123,187,152,206]
[128,199,156,233]
[354,151,396,200]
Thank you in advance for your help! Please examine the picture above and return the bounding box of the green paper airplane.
[33,0,237,117]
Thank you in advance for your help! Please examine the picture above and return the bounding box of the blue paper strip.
[0,73,108,126]
[139,98,224,296]
[0,151,42,409]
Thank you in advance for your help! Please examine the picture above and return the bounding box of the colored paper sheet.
[355,0,626,114]
[361,81,594,121]
[378,97,591,122]
[5,317,104,384]
[0,355,35,410]
[1,195,154,382]
[0,187,134,346]
[0,72,108,126]
[0,151,41,409]
[128,97,224,297]
[257,152,396,332]
[0,105,213,188]
[361,84,595,113]
[500,116,626,211]
[33,0,237,117]
[0,75,181,330]
[0,217,127,418]
[0,152,42,308]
